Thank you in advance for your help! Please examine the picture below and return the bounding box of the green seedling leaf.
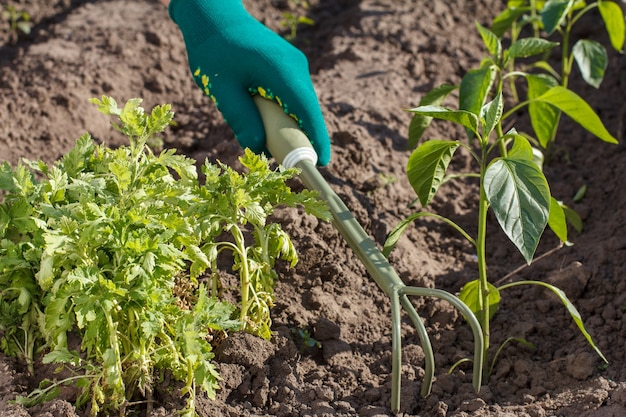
[526,74,560,148]
[548,197,568,243]
[89,96,121,115]
[534,86,618,144]
[562,204,583,232]
[599,0,625,52]
[573,39,608,89]
[409,105,479,137]
[488,336,536,378]
[383,213,421,257]
[460,66,496,123]
[541,0,574,35]
[481,91,503,139]
[459,279,501,322]
[476,21,502,58]
[408,84,458,149]
[14,380,61,407]
[383,211,474,257]
[500,280,608,363]
[406,140,460,207]
[530,60,561,80]
[505,131,535,162]
[491,6,530,37]
[508,37,559,59]
[485,158,551,263]
[573,184,587,202]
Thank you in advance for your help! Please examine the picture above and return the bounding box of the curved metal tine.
[400,285,484,393]
[390,288,435,413]
[397,292,435,398]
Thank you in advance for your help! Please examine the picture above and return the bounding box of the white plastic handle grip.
[253,95,318,168]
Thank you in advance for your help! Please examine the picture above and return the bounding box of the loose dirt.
[1,0,625,416]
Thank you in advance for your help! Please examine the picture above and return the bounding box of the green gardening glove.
[168,0,331,166]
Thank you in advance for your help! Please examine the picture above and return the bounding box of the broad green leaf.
[548,197,568,242]
[406,140,460,207]
[508,37,558,59]
[526,74,560,148]
[459,279,501,322]
[459,66,496,120]
[599,0,625,52]
[501,280,608,363]
[383,213,427,257]
[408,84,458,149]
[481,91,503,138]
[409,105,480,136]
[541,0,574,34]
[506,132,534,161]
[572,39,608,88]
[476,21,502,58]
[491,6,530,37]
[535,86,618,144]
[485,158,551,263]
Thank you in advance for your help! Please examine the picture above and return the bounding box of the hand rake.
[254,96,484,413]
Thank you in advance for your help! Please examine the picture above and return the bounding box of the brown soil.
[1,0,626,416]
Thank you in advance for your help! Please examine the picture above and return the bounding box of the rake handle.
[253,95,405,296]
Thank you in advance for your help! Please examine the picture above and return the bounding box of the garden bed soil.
[1,0,626,416]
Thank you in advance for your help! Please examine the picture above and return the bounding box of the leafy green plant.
[385,17,616,380]
[491,0,624,157]
[2,5,32,35]
[280,0,315,42]
[0,96,329,416]
[292,326,321,351]
[189,148,330,340]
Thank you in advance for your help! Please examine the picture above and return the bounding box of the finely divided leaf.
[485,158,551,263]
[406,140,460,207]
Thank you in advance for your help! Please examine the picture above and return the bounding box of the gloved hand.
[168,0,331,166]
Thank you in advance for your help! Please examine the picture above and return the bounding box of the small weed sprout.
[2,5,31,35]
[281,0,315,42]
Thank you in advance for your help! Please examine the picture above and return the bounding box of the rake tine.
[400,286,484,393]
[397,292,435,398]
[390,288,435,413]
[390,290,403,413]
[255,96,484,414]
